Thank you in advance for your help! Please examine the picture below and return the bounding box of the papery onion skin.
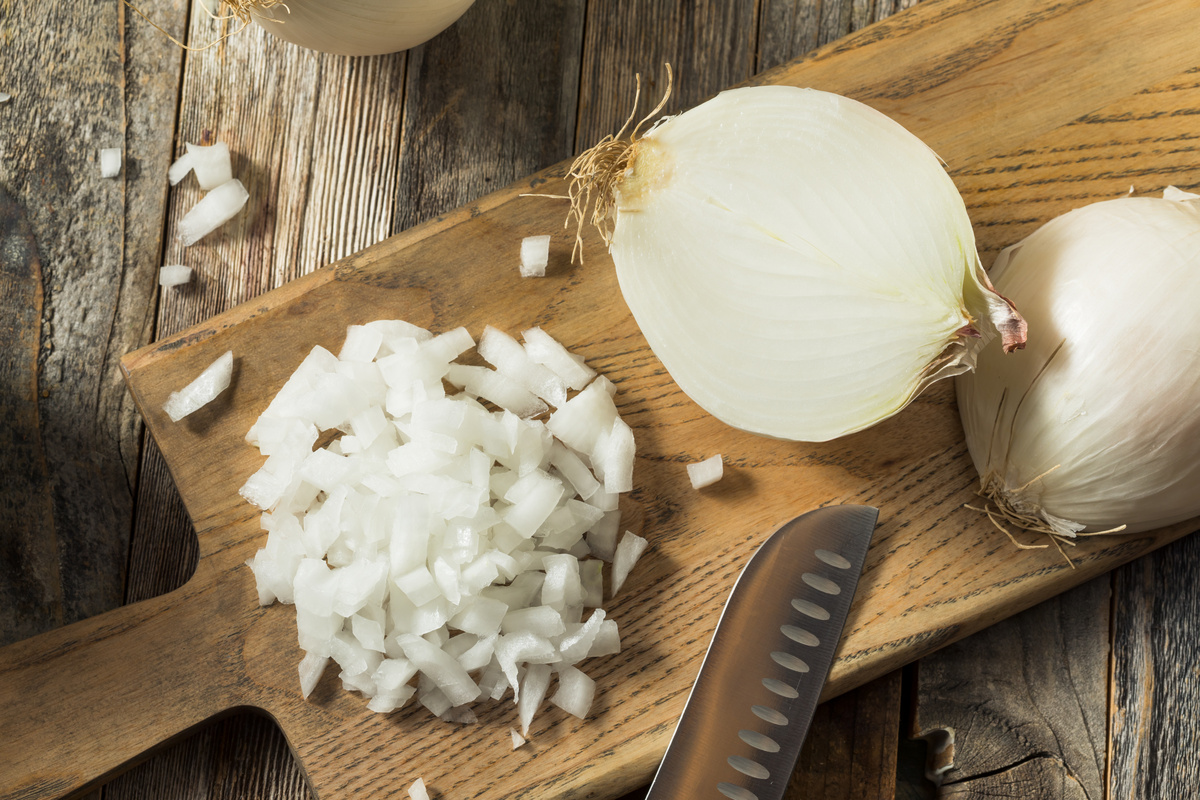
[602,85,1025,442]
[956,190,1200,535]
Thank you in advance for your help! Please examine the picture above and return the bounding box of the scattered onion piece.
[687,454,723,489]
[550,665,595,719]
[162,350,234,422]
[99,148,121,178]
[0,92,11,104]
[510,727,527,749]
[611,531,648,597]
[177,179,249,246]
[168,151,195,186]
[159,264,193,287]
[408,778,430,800]
[185,141,234,190]
[520,235,551,277]
[522,326,595,390]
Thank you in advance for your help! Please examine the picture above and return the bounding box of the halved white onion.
[573,83,1026,442]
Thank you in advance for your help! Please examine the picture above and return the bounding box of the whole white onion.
[956,188,1200,536]
[250,0,476,56]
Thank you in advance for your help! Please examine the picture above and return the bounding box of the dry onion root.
[242,321,645,733]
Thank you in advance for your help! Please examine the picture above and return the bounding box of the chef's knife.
[644,505,879,800]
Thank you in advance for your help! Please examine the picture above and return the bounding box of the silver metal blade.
[644,505,878,800]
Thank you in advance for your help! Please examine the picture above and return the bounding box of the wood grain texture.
[394,0,586,232]
[938,756,1090,799]
[6,1,1200,798]
[789,669,904,799]
[913,578,1109,799]
[577,0,759,144]
[0,185,61,644]
[5,2,1200,800]
[1108,534,1200,800]
[758,0,921,71]
[0,0,137,642]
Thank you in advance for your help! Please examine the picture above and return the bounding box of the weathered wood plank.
[0,186,60,645]
[394,0,586,232]
[576,0,760,146]
[913,577,1109,799]
[0,0,184,646]
[939,756,1090,800]
[789,669,904,800]
[758,0,921,71]
[1108,534,1200,799]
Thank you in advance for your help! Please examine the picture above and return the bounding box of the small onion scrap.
[407,778,430,800]
[177,179,249,246]
[162,350,234,422]
[99,148,121,178]
[686,454,723,489]
[242,320,640,731]
[159,265,193,287]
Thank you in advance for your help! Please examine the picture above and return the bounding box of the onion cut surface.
[581,84,1025,442]
[242,321,638,731]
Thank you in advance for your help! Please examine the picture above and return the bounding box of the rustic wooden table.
[2,0,1198,798]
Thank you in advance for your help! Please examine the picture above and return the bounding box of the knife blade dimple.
[643,505,878,800]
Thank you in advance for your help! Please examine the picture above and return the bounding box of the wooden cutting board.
[4,0,1200,797]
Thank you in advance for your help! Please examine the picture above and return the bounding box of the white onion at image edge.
[247,0,476,56]
[956,188,1200,536]
[582,83,1026,442]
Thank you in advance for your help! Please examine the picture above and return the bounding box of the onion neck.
[965,259,1028,354]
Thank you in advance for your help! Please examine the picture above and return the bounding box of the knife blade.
[644,504,879,800]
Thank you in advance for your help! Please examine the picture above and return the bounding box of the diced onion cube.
[159,264,192,287]
[408,778,430,800]
[612,531,648,597]
[185,141,233,190]
[550,665,595,719]
[177,179,249,246]
[519,235,551,277]
[517,663,552,736]
[687,454,724,489]
[162,350,234,422]
[298,651,328,699]
[510,727,527,749]
[99,148,121,178]
[168,150,195,185]
[479,325,567,406]
[522,326,596,390]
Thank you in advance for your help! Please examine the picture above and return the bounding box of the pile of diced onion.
[241,320,647,738]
